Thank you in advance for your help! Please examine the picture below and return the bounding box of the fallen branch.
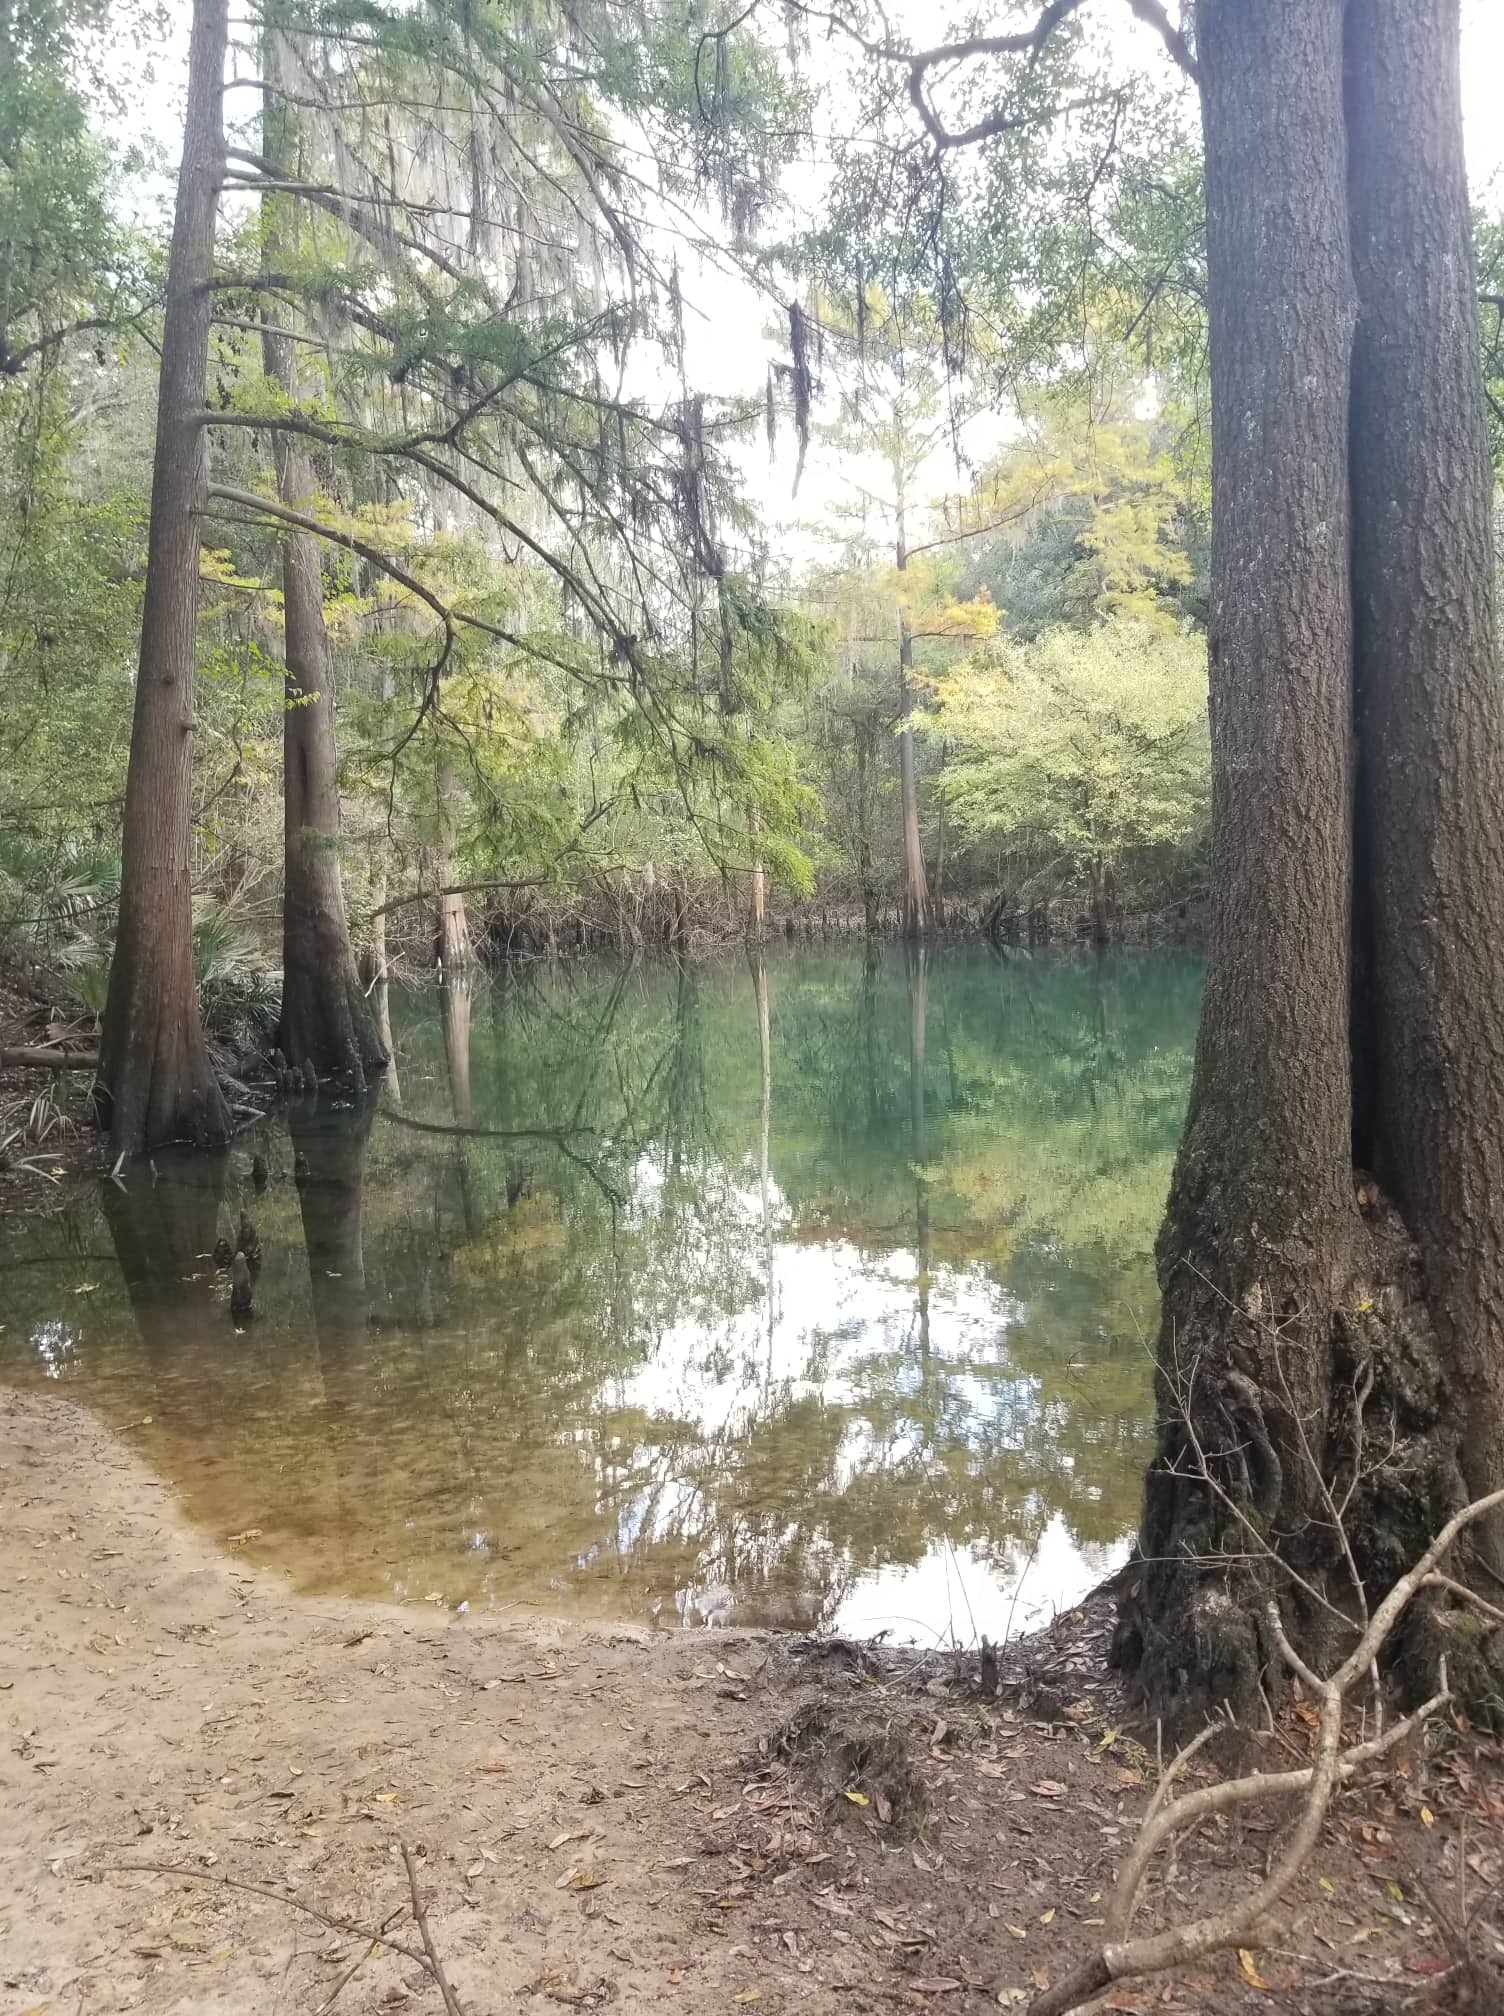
[0,1046,99,1071]
[1028,1483,1504,2016]
[99,1860,430,1969]
[402,1844,467,2016]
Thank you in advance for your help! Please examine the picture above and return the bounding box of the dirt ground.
[4,1389,1504,2016]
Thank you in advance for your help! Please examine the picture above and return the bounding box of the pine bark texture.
[1345,0,1504,1560]
[262,32,385,1084]
[94,0,230,1156]
[1119,0,1504,1717]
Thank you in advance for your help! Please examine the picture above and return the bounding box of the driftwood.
[0,1046,99,1070]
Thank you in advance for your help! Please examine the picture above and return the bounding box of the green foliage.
[923,619,1209,891]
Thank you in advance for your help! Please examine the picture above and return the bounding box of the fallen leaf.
[912,1980,961,1995]
[1237,1949,1269,1991]
[843,1790,869,1807]
[1420,1806,1436,1828]
[1040,1909,1056,1926]
[733,1994,761,2005]
[1029,1781,1066,1800]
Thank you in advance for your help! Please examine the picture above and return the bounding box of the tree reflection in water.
[0,947,1200,1643]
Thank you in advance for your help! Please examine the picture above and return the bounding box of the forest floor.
[0,970,107,1211]
[4,1390,1504,2016]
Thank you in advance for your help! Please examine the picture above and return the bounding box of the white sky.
[106,0,1504,575]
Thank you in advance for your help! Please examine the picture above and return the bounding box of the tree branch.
[1120,0,1200,84]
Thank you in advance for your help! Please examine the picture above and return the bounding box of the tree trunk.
[1089,854,1115,945]
[1116,0,1367,1716]
[855,722,879,936]
[748,805,766,935]
[895,486,929,940]
[93,0,230,1157]
[1346,0,1504,1567]
[1116,0,1504,1719]
[434,754,473,971]
[262,29,384,1085]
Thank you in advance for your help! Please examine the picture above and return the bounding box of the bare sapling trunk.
[895,483,929,940]
[855,723,879,936]
[1116,0,1504,1721]
[434,753,473,972]
[261,31,384,1086]
[94,0,231,1156]
[1089,854,1112,946]
[748,805,766,935]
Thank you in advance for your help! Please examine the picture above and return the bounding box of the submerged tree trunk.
[261,33,384,1085]
[1117,0,1504,1719]
[94,0,230,1156]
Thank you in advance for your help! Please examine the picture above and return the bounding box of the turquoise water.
[0,947,1201,1642]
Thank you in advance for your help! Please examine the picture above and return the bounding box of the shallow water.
[0,946,1201,1643]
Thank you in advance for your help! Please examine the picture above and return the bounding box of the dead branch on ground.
[1027,1472,1504,2016]
[102,1847,470,2012]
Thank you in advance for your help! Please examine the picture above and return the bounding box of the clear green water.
[0,947,1201,1642]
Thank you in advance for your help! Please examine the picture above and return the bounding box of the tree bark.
[93,0,230,1157]
[1346,0,1504,1565]
[1117,0,1367,1715]
[1117,0,1504,1719]
[855,721,879,936]
[434,753,473,971]
[748,805,766,935]
[895,483,929,940]
[261,28,384,1085]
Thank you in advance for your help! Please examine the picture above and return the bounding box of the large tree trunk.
[1117,0,1504,1719]
[93,0,230,1156]
[1117,0,1371,1714]
[1345,0,1504,1567]
[261,34,385,1085]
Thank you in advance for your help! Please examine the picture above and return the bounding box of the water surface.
[0,947,1200,1642]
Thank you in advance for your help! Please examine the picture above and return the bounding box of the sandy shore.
[4,1387,1499,2016]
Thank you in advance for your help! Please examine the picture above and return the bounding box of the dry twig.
[1027,1484,1504,2016]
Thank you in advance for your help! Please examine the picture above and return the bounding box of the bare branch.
[1120,0,1200,84]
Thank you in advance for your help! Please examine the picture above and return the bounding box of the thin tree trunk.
[1346,0,1504,1563]
[94,0,230,1156]
[261,29,384,1084]
[895,480,929,940]
[748,805,766,935]
[434,753,473,971]
[855,722,878,936]
[1089,854,1111,947]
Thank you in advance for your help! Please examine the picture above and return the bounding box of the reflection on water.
[0,947,1201,1643]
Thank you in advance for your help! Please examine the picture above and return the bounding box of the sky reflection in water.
[0,946,1201,1643]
